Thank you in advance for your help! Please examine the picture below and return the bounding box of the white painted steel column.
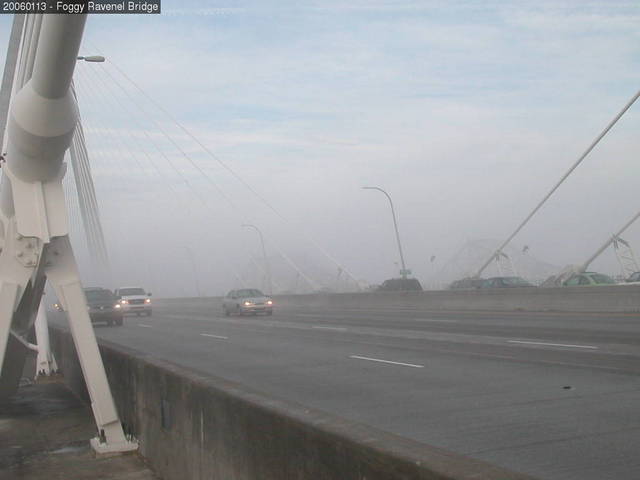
[0,14,136,453]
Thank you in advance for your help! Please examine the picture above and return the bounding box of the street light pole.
[363,186,409,279]
[182,246,202,297]
[242,224,272,295]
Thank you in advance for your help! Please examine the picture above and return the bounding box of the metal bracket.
[13,233,39,267]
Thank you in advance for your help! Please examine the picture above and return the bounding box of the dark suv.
[377,278,423,292]
[480,276,534,288]
[84,288,123,326]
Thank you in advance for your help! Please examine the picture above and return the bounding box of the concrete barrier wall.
[275,286,640,313]
[50,325,534,480]
[156,284,640,314]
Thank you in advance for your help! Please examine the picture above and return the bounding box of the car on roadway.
[480,276,534,288]
[114,286,152,316]
[223,289,273,316]
[84,287,123,326]
[377,278,423,292]
[623,272,640,284]
[448,277,485,290]
[562,272,617,287]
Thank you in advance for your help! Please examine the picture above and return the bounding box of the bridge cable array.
[74,63,323,292]
[475,87,640,278]
[72,66,250,289]
[86,41,362,290]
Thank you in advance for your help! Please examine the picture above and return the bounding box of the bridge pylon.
[0,14,136,454]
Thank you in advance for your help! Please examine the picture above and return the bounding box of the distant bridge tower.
[494,251,517,277]
[612,236,639,278]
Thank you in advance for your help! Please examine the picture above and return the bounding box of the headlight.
[120,299,128,304]
[266,300,273,305]
[145,298,151,304]
[114,304,121,309]
[243,301,252,306]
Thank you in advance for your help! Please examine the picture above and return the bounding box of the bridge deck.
[54,300,640,480]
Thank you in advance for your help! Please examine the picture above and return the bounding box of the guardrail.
[50,325,534,480]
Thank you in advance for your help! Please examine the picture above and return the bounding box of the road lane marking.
[200,333,228,340]
[349,355,424,368]
[138,324,152,328]
[312,326,347,331]
[507,340,598,349]
[413,318,460,323]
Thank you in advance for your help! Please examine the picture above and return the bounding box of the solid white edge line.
[312,326,347,331]
[200,333,228,339]
[508,340,598,349]
[349,355,424,368]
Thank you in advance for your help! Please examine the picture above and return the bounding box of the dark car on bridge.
[377,278,423,292]
[448,277,485,290]
[480,276,534,288]
[84,287,124,326]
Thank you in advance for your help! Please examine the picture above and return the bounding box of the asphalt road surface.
[55,301,640,479]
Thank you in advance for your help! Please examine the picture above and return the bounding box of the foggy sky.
[1,1,639,296]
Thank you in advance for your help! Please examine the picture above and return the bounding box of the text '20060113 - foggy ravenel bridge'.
[2,4,640,480]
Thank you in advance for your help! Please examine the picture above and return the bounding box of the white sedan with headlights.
[223,289,273,316]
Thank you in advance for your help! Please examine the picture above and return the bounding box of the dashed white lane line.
[312,326,347,331]
[138,324,153,328]
[412,318,460,324]
[200,333,228,340]
[349,355,424,368]
[508,340,598,349]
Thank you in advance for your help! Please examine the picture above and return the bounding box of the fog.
[2,1,639,297]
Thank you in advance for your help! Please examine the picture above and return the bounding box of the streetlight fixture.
[77,55,105,62]
[242,224,272,295]
[362,186,410,279]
